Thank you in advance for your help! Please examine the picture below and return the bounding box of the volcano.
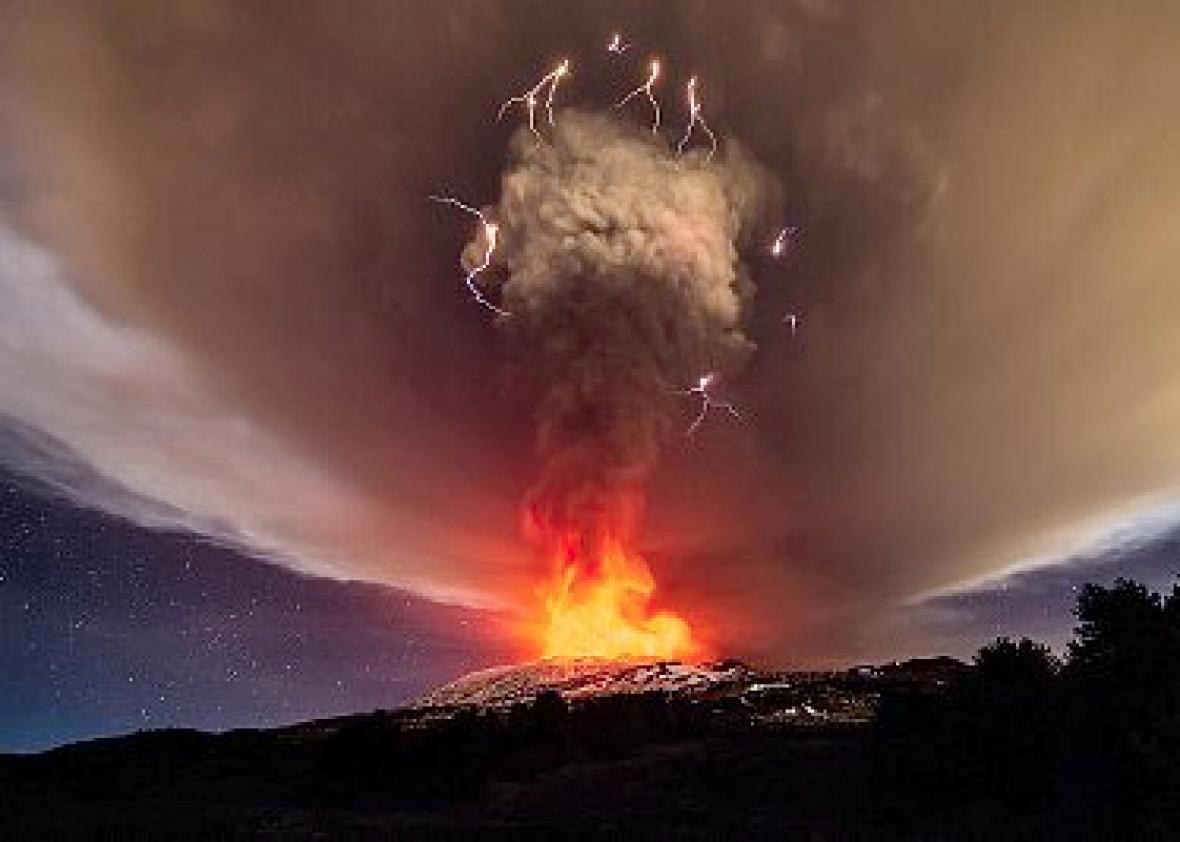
[412,657,756,709]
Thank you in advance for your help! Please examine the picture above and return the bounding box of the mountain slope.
[412,657,756,708]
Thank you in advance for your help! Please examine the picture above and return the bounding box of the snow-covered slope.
[413,658,755,709]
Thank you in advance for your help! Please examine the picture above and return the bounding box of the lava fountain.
[540,537,695,659]
[527,498,697,660]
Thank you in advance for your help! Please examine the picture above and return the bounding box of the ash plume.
[5,0,1180,664]
[464,111,775,555]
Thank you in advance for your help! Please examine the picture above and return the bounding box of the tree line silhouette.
[874,577,1180,838]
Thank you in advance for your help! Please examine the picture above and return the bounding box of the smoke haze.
[3,0,1180,662]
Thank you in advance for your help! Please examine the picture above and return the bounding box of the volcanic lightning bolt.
[497,58,572,140]
[679,372,742,436]
[615,59,662,133]
[676,76,718,161]
[428,195,508,317]
[770,226,798,257]
[606,32,630,54]
[770,226,803,334]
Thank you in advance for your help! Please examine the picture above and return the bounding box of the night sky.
[0,473,504,753]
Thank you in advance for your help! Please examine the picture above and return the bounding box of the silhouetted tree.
[957,638,1058,810]
[973,636,1058,686]
[1059,578,1180,833]
[1066,579,1172,689]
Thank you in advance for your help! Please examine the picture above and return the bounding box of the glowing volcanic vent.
[528,505,696,660]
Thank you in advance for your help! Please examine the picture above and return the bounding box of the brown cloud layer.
[3,1,1180,664]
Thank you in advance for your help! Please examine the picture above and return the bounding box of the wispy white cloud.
[0,221,498,607]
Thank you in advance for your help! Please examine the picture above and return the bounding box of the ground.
[0,657,974,839]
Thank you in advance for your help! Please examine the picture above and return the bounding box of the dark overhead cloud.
[2,1,1180,663]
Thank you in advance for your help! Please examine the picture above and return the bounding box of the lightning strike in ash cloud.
[606,33,630,55]
[428,195,509,317]
[676,76,718,161]
[770,226,799,258]
[615,59,662,133]
[496,59,572,141]
[679,373,742,436]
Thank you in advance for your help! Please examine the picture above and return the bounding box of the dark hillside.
[5,578,1180,839]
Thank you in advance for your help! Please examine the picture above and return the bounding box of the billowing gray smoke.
[13,0,1180,664]
[463,111,775,554]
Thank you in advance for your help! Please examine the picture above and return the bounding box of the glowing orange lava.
[539,531,697,660]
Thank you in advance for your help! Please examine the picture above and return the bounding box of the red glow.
[526,503,699,661]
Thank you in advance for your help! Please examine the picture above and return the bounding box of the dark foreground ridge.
[0,656,955,840]
[5,577,1180,839]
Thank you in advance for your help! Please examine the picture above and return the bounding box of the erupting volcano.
[449,110,776,660]
[530,503,697,660]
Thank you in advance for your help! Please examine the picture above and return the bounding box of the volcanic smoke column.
[460,111,774,659]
